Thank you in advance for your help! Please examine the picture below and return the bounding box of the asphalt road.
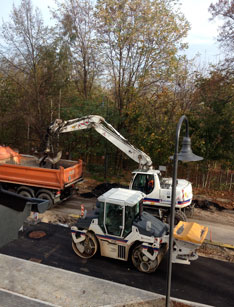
[0,222,234,307]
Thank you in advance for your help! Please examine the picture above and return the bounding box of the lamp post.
[165,115,203,307]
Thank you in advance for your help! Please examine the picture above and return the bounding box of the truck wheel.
[185,205,195,218]
[17,186,34,198]
[36,192,54,209]
[131,245,158,273]
[166,211,187,225]
[72,232,98,259]
[18,190,32,198]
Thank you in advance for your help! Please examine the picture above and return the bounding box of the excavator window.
[132,174,155,195]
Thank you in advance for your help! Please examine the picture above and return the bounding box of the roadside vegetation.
[0,0,233,193]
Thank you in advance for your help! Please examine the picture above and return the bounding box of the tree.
[209,0,234,68]
[0,72,24,148]
[53,0,101,99]
[190,69,234,166]
[0,0,76,152]
[95,0,190,123]
[0,0,54,149]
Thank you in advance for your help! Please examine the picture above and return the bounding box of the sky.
[179,0,223,64]
[0,0,223,64]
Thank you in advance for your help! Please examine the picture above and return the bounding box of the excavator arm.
[46,115,153,170]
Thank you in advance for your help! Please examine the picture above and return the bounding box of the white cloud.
[180,0,223,61]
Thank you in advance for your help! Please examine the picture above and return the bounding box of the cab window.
[105,203,123,236]
[97,201,105,233]
[132,174,154,195]
[124,203,140,237]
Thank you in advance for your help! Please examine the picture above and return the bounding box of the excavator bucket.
[46,151,63,164]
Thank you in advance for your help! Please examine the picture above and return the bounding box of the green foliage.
[95,0,190,114]
[0,0,233,183]
[190,70,234,166]
[209,0,234,68]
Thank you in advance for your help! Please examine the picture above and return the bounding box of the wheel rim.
[140,261,151,272]
[132,245,158,273]
[72,232,98,259]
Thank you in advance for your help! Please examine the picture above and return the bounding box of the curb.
[204,239,234,250]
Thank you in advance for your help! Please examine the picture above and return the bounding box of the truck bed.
[0,155,83,190]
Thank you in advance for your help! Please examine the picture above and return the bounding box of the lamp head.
[170,137,203,162]
[178,137,203,162]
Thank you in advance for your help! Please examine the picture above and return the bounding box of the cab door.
[99,203,127,260]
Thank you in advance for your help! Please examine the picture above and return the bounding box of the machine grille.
[118,245,126,259]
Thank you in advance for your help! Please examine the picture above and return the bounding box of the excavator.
[44,115,194,223]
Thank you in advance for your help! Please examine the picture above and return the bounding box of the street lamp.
[166,115,203,307]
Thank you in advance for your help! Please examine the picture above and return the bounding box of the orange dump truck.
[0,146,83,209]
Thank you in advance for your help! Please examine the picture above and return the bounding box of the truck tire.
[36,191,54,210]
[185,204,195,218]
[166,210,187,225]
[17,187,34,198]
[18,190,32,198]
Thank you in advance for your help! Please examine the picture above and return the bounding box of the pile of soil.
[80,182,128,198]
[27,212,77,227]
[193,188,234,210]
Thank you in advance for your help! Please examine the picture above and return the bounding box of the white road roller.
[71,188,208,273]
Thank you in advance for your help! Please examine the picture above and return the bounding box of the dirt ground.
[193,207,234,226]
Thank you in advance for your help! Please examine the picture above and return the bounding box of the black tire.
[185,205,195,218]
[18,190,33,198]
[36,192,54,209]
[167,210,187,225]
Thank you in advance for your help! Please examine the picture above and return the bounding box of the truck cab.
[130,170,194,223]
